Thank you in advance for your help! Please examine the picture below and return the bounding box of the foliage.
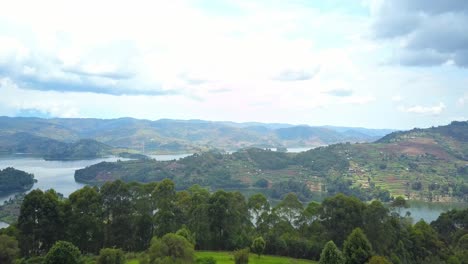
[97,248,125,264]
[0,234,20,264]
[342,228,372,264]
[148,233,195,264]
[233,248,249,264]
[251,237,266,257]
[319,241,344,264]
[0,167,35,195]
[44,241,82,264]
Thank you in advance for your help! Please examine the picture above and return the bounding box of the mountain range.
[0,116,395,156]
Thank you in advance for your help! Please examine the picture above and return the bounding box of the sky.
[0,0,467,129]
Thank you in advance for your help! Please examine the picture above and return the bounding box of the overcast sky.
[0,0,467,129]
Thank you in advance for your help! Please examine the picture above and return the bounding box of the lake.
[402,200,468,223]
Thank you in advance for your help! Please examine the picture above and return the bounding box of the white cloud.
[391,95,403,102]
[398,102,446,115]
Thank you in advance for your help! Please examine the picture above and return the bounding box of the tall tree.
[100,180,133,250]
[18,189,64,256]
[153,179,179,237]
[68,186,103,253]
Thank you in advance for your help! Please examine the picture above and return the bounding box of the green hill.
[75,121,468,202]
[0,132,114,160]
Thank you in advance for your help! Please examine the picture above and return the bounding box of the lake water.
[401,200,468,223]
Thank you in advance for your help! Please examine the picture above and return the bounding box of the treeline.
[0,179,467,263]
[0,167,35,195]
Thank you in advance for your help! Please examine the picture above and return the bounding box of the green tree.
[251,236,266,257]
[153,179,179,237]
[44,241,82,264]
[0,234,20,264]
[343,228,372,264]
[319,241,344,264]
[320,194,366,245]
[68,186,103,254]
[97,248,125,264]
[391,196,408,215]
[149,233,195,264]
[18,189,64,256]
[101,180,133,250]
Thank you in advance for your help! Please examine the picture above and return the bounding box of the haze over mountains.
[0,116,394,156]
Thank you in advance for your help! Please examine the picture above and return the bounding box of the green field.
[125,251,317,264]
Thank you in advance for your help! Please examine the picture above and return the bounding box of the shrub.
[233,248,249,264]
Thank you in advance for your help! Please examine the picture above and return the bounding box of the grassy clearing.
[125,251,317,264]
[195,251,316,264]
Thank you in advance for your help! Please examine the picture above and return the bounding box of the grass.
[125,251,317,264]
[195,251,316,264]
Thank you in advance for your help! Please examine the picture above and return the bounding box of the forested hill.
[75,121,468,202]
[0,132,113,160]
[0,167,35,195]
[0,116,393,152]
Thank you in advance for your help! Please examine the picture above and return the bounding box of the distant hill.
[75,121,468,202]
[0,132,113,160]
[0,116,394,153]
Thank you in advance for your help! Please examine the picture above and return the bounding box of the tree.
[149,233,195,264]
[153,179,178,237]
[343,228,372,264]
[97,248,125,264]
[391,196,408,215]
[251,236,266,257]
[68,186,103,254]
[0,234,20,264]
[44,241,82,264]
[320,194,366,245]
[18,189,64,256]
[100,180,133,250]
[319,241,344,264]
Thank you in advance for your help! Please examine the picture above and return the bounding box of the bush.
[97,248,125,264]
[44,241,82,264]
[251,237,266,257]
[233,248,249,264]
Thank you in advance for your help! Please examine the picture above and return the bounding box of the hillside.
[0,132,114,160]
[0,167,35,195]
[0,116,393,153]
[75,121,468,202]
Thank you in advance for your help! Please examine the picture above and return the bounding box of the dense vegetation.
[76,121,468,202]
[0,180,467,264]
[0,168,35,195]
[0,116,392,153]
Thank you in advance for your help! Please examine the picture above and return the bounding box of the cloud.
[325,88,353,97]
[391,95,403,102]
[398,102,446,115]
[273,68,319,82]
[371,0,468,67]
